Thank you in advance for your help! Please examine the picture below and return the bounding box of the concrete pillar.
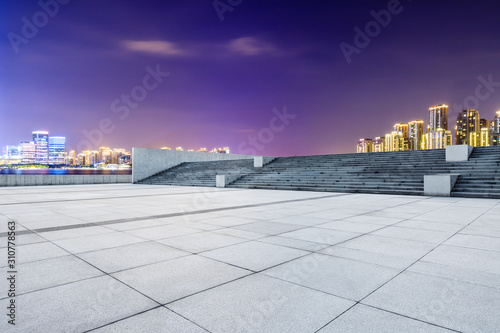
[424,174,460,196]
[254,156,276,168]
[446,145,473,162]
[216,175,240,188]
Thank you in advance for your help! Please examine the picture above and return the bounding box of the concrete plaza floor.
[1,184,499,333]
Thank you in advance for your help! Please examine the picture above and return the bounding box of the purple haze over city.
[1,0,500,156]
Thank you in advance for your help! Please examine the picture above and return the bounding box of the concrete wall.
[132,148,256,183]
[0,175,131,187]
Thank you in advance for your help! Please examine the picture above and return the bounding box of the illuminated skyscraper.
[384,132,404,151]
[424,128,452,149]
[456,109,480,145]
[33,131,49,164]
[428,104,448,131]
[20,141,36,164]
[393,123,409,138]
[357,139,373,153]
[492,111,500,146]
[373,137,385,152]
[427,104,449,149]
[49,136,66,165]
[408,120,424,150]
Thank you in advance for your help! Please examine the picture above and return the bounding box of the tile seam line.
[0,193,347,237]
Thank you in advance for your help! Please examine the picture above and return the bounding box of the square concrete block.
[424,174,460,197]
[446,145,473,161]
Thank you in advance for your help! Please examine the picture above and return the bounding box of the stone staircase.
[451,146,500,199]
[138,147,500,198]
[138,159,256,187]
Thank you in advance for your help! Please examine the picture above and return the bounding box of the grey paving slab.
[263,253,399,301]
[279,227,360,245]
[363,271,500,333]
[323,234,435,264]
[459,224,500,238]
[12,255,103,295]
[112,255,251,304]
[168,274,355,333]
[318,304,454,333]
[319,245,414,269]
[53,231,146,253]
[258,235,331,252]
[316,219,383,233]
[233,221,305,235]
[370,226,453,244]
[91,307,207,333]
[342,215,405,226]
[78,242,190,273]
[444,234,500,252]
[200,216,261,227]
[201,241,309,271]
[18,241,70,264]
[125,224,202,240]
[396,219,464,233]
[40,225,115,241]
[213,227,267,240]
[268,215,332,226]
[1,276,157,333]
[157,231,248,253]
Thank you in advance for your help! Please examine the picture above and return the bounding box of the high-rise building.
[491,111,500,146]
[427,104,449,149]
[408,120,424,150]
[3,145,20,158]
[99,147,113,164]
[455,109,480,145]
[384,132,404,152]
[393,123,409,138]
[32,131,49,164]
[423,129,452,149]
[373,137,385,152]
[49,136,66,165]
[20,141,36,164]
[357,139,373,153]
[428,104,448,131]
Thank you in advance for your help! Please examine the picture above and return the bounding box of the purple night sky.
[1,0,500,156]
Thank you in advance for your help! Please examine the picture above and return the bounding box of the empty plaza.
[1,183,499,332]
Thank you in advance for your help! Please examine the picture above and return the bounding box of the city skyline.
[2,1,500,155]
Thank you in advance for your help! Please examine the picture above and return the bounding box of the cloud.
[122,40,187,56]
[227,37,278,56]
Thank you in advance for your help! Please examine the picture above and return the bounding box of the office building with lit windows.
[357,139,373,153]
[428,104,448,132]
[33,131,49,164]
[49,136,66,165]
[373,137,385,152]
[456,109,480,145]
[20,141,36,164]
[408,120,424,150]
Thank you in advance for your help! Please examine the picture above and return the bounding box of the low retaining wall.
[132,148,257,183]
[0,175,131,187]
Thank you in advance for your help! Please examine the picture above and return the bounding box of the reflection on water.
[0,169,132,175]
